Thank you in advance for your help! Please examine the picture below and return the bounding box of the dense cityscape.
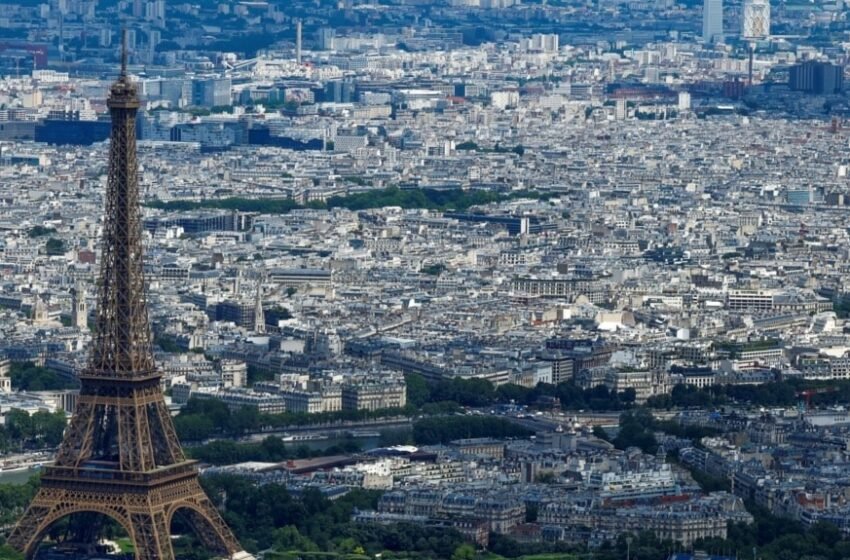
[3,0,850,559]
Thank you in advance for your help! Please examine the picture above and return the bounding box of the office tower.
[192,77,232,107]
[789,61,844,94]
[742,0,769,82]
[99,28,112,47]
[615,98,627,120]
[126,28,137,51]
[702,0,723,44]
[318,27,335,50]
[528,33,559,53]
[148,29,161,53]
[678,91,692,111]
[742,0,770,39]
[8,33,250,560]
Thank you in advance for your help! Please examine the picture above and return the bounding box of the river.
[0,434,396,486]
[0,467,40,485]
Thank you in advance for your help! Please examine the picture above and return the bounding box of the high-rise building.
[192,77,232,108]
[527,33,559,53]
[99,28,112,47]
[742,0,770,39]
[317,27,335,50]
[702,0,723,44]
[678,91,692,111]
[789,61,844,94]
[615,98,627,120]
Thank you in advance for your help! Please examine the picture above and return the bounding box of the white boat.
[280,433,328,443]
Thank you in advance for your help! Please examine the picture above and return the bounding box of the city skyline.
[2,0,850,559]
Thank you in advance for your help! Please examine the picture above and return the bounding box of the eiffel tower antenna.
[8,46,251,560]
[121,27,128,76]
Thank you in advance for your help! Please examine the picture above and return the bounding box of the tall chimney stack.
[296,19,302,64]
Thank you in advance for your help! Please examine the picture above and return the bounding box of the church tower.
[71,282,87,330]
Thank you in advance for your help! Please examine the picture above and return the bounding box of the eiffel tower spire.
[86,26,157,380]
[8,30,250,560]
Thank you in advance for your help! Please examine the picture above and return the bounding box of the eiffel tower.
[8,33,252,560]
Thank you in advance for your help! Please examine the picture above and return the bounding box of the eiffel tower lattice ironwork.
[8,33,250,560]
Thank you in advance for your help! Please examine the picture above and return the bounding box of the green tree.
[496,383,532,404]
[620,387,637,404]
[431,377,496,407]
[452,543,476,560]
[0,544,25,560]
[28,225,56,238]
[535,471,557,484]
[273,526,319,552]
[0,475,40,526]
[404,373,431,407]
[335,537,364,554]
[45,237,65,255]
[9,361,75,391]
[412,415,533,445]
[613,409,658,453]
[173,414,215,442]
[420,263,445,276]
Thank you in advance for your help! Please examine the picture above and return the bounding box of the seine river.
[0,435,388,486]
[0,467,40,485]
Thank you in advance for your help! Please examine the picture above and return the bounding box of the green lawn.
[114,537,135,553]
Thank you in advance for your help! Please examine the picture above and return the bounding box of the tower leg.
[8,488,179,560]
[7,487,136,560]
[129,510,175,560]
[6,501,51,558]
[9,482,246,560]
[169,480,242,557]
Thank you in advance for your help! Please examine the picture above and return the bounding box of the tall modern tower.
[742,0,770,40]
[8,33,251,560]
[742,0,769,84]
[702,0,724,45]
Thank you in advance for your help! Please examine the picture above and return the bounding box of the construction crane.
[796,386,839,411]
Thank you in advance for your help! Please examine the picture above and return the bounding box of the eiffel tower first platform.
[7,35,253,560]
